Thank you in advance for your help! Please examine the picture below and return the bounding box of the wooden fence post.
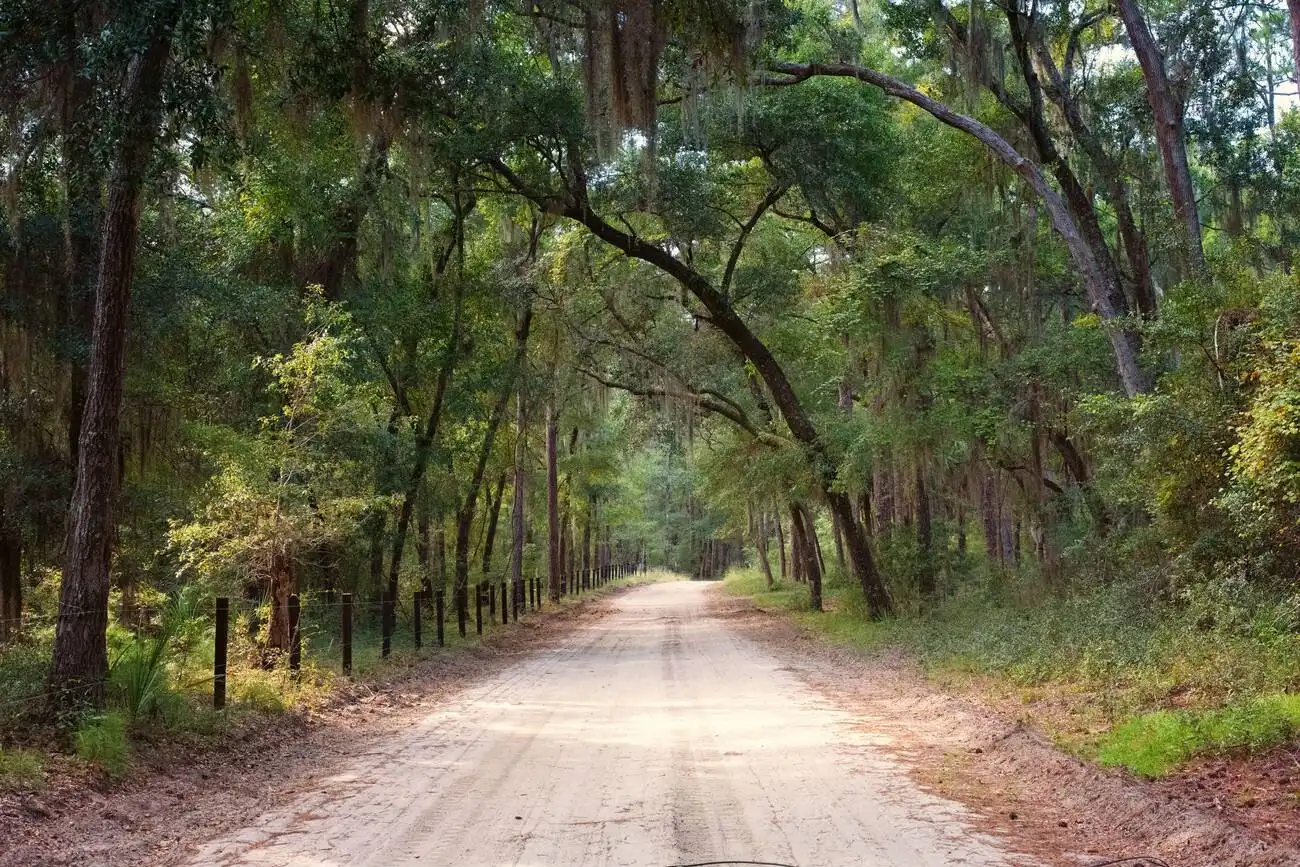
[501,582,509,625]
[475,582,483,636]
[214,598,228,710]
[435,589,445,647]
[382,592,393,658]
[413,591,423,649]
[342,593,353,674]
[288,593,301,677]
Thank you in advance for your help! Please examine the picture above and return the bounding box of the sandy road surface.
[188,582,1028,867]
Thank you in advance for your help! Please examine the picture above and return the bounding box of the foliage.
[74,713,130,779]
[1099,695,1300,778]
[0,746,43,791]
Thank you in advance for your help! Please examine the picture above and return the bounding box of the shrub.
[74,712,130,778]
[0,746,44,791]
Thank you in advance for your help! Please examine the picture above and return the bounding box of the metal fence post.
[214,598,228,710]
[475,582,483,636]
[342,593,353,674]
[435,589,446,647]
[288,594,302,677]
[413,590,423,649]
[382,592,393,658]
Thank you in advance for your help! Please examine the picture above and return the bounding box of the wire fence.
[0,562,646,719]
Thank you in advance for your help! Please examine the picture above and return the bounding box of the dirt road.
[189,581,1028,867]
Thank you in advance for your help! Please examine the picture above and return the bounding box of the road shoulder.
[0,589,633,867]
[706,586,1300,867]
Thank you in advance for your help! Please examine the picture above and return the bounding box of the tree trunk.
[753,506,775,588]
[766,62,1150,397]
[481,473,506,576]
[50,14,177,711]
[455,308,532,623]
[59,0,101,467]
[509,390,526,596]
[774,509,788,580]
[0,511,21,643]
[433,517,446,590]
[546,400,561,601]
[386,283,464,603]
[534,192,892,614]
[581,507,591,580]
[1113,0,1205,276]
[416,496,431,576]
[916,465,935,598]
[792,504,823,611]
[264,550,295,660]
[1290,0,1300,104]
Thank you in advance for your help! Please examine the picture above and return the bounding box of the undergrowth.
[0,571,671,786]
[723,565,1300,778]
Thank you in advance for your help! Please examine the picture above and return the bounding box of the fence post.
[512,579,519,622]
[342,593,353,674]
[475,582,483,635]
[288,593,301,677]
[488,579,496,618]
[382,592,393,658]
[413,590,423,649]
[435,589,446,647]
[502,582,509,625]
[214,598,228,710]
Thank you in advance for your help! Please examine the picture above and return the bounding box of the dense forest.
[2,0,1300,771]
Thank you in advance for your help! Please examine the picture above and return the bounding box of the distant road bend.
[190,582,1024,867]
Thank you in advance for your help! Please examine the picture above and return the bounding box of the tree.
[50,2,181,710]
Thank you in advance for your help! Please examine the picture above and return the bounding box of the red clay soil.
[1155,749,1300,851]
[0,590,632,867]
[706,587,1300,867]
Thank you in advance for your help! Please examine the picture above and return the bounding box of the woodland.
[2,0,1300,782]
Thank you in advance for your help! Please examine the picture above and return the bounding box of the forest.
[2,0,1300,788]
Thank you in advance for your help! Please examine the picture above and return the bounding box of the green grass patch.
[75,712,130,778]
[1098,694,1300,777]
[0,746,44,791]
[722,564,1300,776]
[721,570,807,611]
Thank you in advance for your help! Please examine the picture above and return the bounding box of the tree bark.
[481,473,506,576]
[792,503,822,610]
[753,505,775,588]
[774,509,787,580]
[0,508,21,643]
[1113,0,1205,276]
[1290,0,1300,103]
[545,400,561,601]
[510,390,526,598]
[59,0,101,466]
[50,12,177,711]
[264,550,295,659]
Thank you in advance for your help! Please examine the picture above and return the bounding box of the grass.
[0,570,675,779]
[0,745,44,791]
[1097,694,1300,777]
[74,712,129,778]
[722,565,1300,779]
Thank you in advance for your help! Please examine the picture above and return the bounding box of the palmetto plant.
[108,587,205,721]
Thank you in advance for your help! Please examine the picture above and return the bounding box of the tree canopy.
[1,0,1299,714]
